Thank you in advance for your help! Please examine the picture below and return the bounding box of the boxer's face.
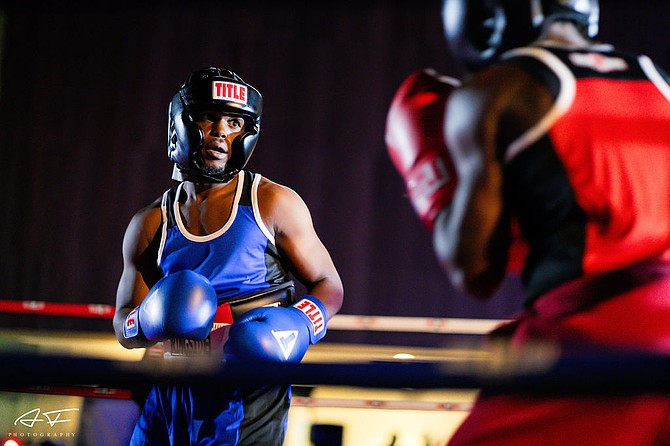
[193,109,245,173]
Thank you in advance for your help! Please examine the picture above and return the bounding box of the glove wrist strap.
[123,307,140,339]
[291,295,328,344]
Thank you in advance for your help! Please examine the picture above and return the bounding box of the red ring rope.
[0,300,114,319]
[0,300,508,334]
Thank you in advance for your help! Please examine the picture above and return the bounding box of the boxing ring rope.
[3,384,473,412]
[291,397,473,412]
[0,300,115,319]
[4,299,670,406]
[0,298,505,412]
[0,299,509,334]
[1,348,670,394]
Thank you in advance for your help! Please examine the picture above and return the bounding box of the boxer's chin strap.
[171,164,238,184]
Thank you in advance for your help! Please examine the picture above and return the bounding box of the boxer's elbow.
[461,266,504,299]
[113,311,154,350]
[433,227,504,299]
[113,313,134,349]
[441,257,503,300]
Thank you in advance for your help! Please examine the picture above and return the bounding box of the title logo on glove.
[212,81,247,105]
[294,299,325,336]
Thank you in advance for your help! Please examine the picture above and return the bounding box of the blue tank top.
[156,171,289,301]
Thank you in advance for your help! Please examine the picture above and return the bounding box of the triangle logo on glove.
[272,330,299,360]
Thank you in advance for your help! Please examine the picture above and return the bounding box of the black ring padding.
[2,350,670,395]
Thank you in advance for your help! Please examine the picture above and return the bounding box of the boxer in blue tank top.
[114,67,344,445]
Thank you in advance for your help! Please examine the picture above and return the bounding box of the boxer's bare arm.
[257,179,343,318]
[114,200,163,348]
[435,63,554,298]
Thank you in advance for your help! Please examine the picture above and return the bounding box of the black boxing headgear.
[442,0,599,70]
[168,67,262,183]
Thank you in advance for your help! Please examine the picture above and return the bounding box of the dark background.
[0,1,667,347]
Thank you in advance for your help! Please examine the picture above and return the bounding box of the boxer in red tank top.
[386,1,670,444]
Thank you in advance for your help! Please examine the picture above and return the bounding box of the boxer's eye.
[227,118,243,129]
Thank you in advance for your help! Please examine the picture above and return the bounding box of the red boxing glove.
[385,69,460,230]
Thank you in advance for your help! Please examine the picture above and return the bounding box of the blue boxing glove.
[123,270,218,342]
[224,295,329,363]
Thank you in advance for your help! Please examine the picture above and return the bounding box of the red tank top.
[502,45,670,301]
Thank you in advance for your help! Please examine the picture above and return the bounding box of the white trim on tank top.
[639,55,670,104]
[502,46,577,164]
[250,173,276,246]
[174,171,245,242]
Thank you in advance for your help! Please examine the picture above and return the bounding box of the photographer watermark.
[6,407,79,440]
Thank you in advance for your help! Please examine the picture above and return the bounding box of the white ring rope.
[291,396,473,412]
[328,315,509,335]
